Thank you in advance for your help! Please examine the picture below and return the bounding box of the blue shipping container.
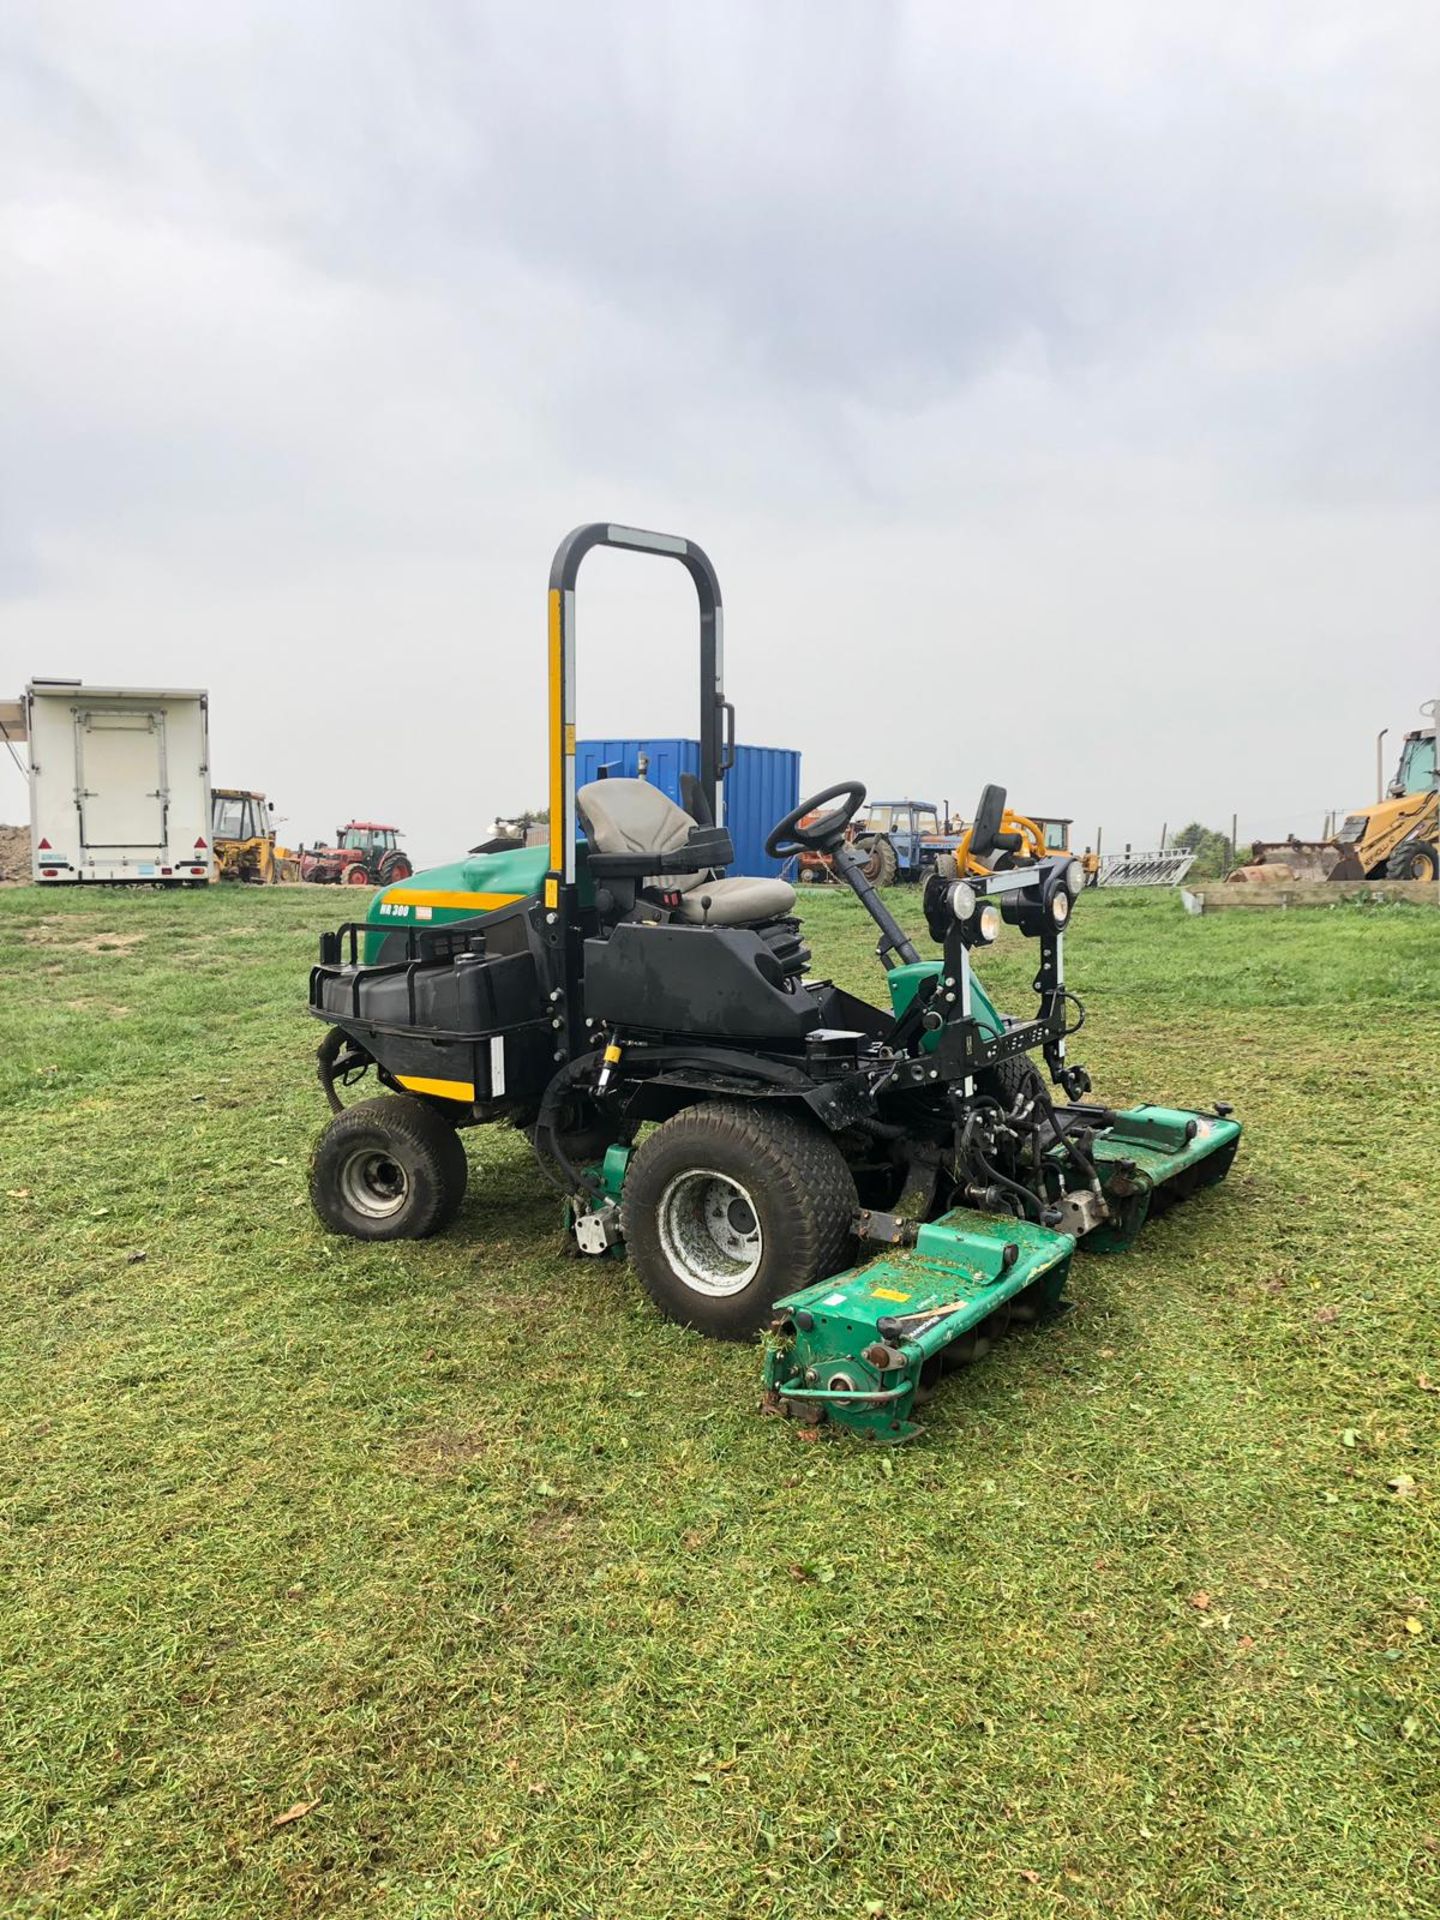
[575,738,800,878]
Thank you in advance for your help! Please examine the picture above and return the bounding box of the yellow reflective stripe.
[396,1073,475,1101]
[548,588,565,875]
[544,877,559,909]
[382,888,524,911]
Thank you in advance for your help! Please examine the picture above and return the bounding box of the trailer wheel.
[1387,838,1437,881]
[310,1095,467,1240]
[622,1100,857,1340]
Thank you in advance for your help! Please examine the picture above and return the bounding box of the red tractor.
[299,822,412,888]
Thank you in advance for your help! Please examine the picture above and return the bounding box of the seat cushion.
[578,776,796,924]
[672,874,797,926]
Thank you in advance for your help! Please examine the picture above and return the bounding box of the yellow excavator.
[1232,703,1438,885]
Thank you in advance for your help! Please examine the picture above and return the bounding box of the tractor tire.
[934,852,959,880]
[855,833,898,888]
[310,1095,468,1241]
[621,1099,857,1340]
[345,864,373,887]
[1387,838,1437,881]
[979,1053,1048,1113]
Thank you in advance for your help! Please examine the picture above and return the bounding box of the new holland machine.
[305,524,1241,1442]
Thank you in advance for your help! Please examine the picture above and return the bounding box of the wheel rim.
[338,1146,410,1219]
[656,1167,763,1296]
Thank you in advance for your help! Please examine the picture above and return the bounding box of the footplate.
[762,1211,1076,1443]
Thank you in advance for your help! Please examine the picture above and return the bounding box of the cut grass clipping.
[0,882,1436,1919]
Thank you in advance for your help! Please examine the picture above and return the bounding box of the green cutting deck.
[763,1103,1241,1441]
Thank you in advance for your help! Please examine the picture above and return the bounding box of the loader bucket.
[1230,841,1339,883]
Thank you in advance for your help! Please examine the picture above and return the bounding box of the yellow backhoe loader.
[1231,705,1437,884]
[211,789,279,884]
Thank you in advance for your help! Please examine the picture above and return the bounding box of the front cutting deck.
[764,1104,1241,1441]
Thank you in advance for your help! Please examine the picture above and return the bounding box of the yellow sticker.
[870,1286,912,1303]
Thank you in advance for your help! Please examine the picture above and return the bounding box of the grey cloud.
[0,2,1435,863]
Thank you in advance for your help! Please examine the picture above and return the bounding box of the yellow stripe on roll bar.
[548,587,565,877]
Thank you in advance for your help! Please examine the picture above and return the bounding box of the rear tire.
[622,1100,857,1340]
[854,834,898,887]
[1387,838,1437,881]
[310,1095,468,1240]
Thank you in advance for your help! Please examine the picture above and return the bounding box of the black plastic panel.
[583,923,820,1041]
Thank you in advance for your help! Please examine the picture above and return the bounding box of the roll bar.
[545,523,727,898]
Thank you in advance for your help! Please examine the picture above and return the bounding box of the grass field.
[0,881,1436,1919]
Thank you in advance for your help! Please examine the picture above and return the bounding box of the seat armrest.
[678,826,733,868]
[586,826,734,879]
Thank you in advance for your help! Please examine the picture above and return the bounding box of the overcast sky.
[2,1,1436,863]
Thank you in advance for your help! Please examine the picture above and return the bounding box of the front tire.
[622,1100,857,1340]
[310,1095,468,1240]
[978,1054,1048,1111]
[1387,838,1437,881]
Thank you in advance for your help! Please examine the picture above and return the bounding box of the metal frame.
[544,523,727,905]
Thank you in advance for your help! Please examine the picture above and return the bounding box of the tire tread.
[622,1099,856,1338]
[310,1094,467,1240]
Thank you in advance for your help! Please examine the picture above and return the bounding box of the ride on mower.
[306,524,1241,1442]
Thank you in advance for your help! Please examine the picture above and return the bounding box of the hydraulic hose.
[958,1110,1046,1225]
[532,1056,608,1197]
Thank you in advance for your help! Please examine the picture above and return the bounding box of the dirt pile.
[0,824,32,882]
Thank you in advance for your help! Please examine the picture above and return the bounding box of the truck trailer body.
[25,680,213,885]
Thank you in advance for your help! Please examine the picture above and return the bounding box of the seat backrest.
[577,777,705,893]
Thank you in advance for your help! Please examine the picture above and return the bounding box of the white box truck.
[25,680,213,885]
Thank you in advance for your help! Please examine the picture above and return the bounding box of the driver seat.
[577,778,797,926]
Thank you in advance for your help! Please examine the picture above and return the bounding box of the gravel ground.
[0,824,31,883]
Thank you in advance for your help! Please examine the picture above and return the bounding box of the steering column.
[766,782,920,969]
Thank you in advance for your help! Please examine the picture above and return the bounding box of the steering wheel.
[765,781,868,858]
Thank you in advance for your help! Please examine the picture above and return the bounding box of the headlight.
[949,880,977,922]
[1051,889,1071,929]
[1064,859,1084,898]
[975,903,1001,944]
